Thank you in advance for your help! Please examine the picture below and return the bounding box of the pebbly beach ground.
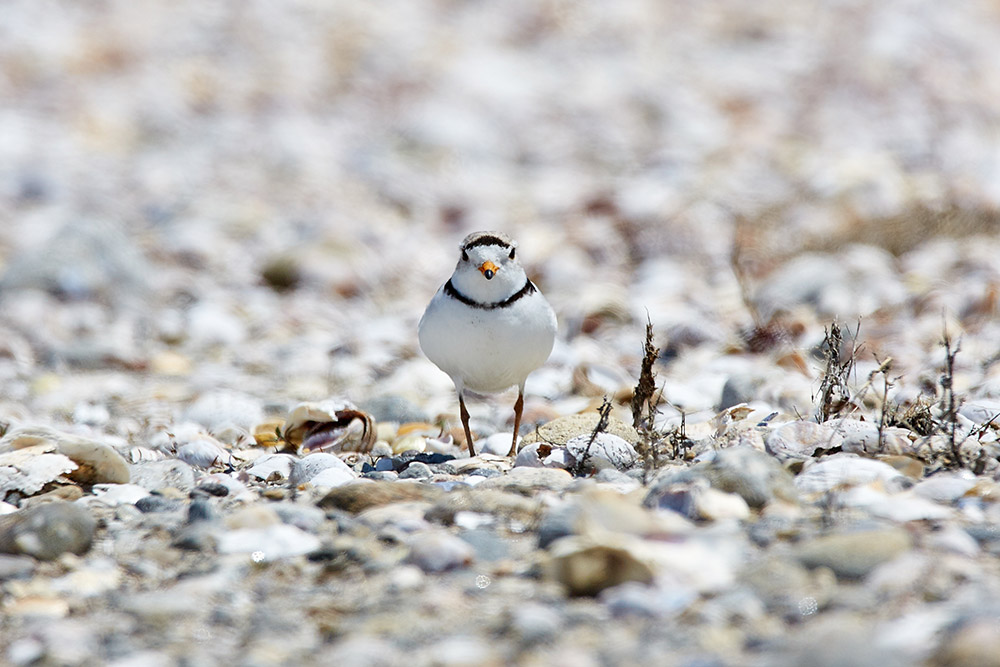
[2,1,1000,665]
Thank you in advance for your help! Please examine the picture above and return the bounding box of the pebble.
[565,432,638,470]
[700,446,798,508]
[129,460,196,492]
[0,502,96,560]
[217,524,321,561]
[288,452,353,487]
[765,421,843,462]
[398,461,433,480]
[407,531,475,572]
[795,528,912,580]
[317,481,444,513]
[520,413,641,447]
[545,536,655,596]
[795,454,911,496]
[135,495,185,514]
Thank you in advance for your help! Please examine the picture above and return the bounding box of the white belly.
[418,288,557,394]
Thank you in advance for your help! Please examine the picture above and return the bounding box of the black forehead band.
[461,235,512,251]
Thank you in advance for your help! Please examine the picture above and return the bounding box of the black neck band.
[444,278,536,310]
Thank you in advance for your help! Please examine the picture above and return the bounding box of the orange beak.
[478,261,498,280]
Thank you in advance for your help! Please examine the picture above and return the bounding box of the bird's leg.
[459,393,476,457]
[508,389,524,457]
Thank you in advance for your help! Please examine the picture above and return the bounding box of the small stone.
[317,481,444,513]
[307,467,356,489]
[521,413,642,447]
[271,502,326,532]
[407,530,474,572]
[932,615,1000,667]
[218,524,321,561]
[765,420,844,462]
[0,502,96,560]
[135,495,185,514]
[129,460,196,492]
[479,466,574,493]
[399,461,433,480]
[374,457,395,472]
[186,498,215,523]
[90,483,150,506]
[0,554,36,579]
[193,481,230,497]
[701,447,797,508]
[289,452,353,487]
[545,537,655,596]
[509,602,563,643]
[795,454,911,496]
[565,432,638,470]
[796,528,912,579]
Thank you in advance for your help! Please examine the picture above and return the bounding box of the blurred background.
[1,0,999,429]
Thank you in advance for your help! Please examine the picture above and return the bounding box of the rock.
[647,480,750,522]
[129,460,196,492]
[425,489,541,526]
[765,420,844,462]
[545,536,655,596]
[288,452,353,487]
[599,580,697,618]
[932,614,1000,667]
[795,454,911,496]
[135,495,185,513]
[521,413,641,447]
[399,461,433,480]
[565,432,638,470]
[795,528,912,579]
[508,602,563,643]
[0,502,96,560]
[317,481,444,513]
[0,554,36,579]
[271,502,327,532]
[740,556,837,619]
[478,466,574,493]
[175,436,232,468]
[89,483,150,506]
[217,524,321,561]
[407,531,474,572]
[701,447,798,508]
[307,467,357,489]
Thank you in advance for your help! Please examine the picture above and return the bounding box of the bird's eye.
[509,247,516,260]
[461,249,469,261]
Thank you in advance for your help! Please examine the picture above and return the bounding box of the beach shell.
[282,400,376,453]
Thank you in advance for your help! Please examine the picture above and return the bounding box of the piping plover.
[419,231,557,457]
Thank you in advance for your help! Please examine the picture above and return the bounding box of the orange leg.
[459,393,476,457]
[508,390,524,457]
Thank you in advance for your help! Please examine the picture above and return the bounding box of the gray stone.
[701,446,797,508]
[0,501,96,560]
[399,461,433,480]
[796,528,912,579]
[289,452,352,487]
[129,460,196,492]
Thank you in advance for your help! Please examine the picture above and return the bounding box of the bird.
[419,231,557,457]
